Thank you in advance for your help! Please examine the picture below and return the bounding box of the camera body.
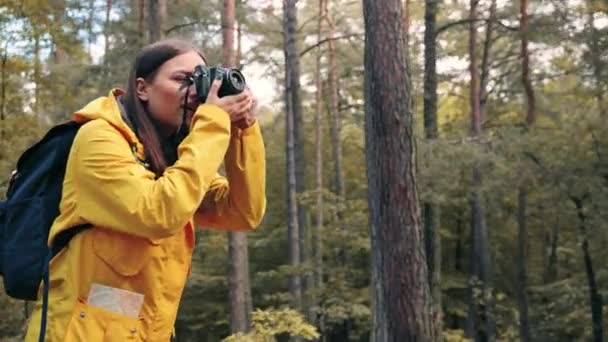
[191,65,246,102]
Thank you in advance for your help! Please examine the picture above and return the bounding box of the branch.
[299,33,363,58]
[435,18,486,37]
[496,20,519,31]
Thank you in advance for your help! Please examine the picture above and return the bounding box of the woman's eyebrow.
[173,69,193,76]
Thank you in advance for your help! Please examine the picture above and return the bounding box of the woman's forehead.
[161,51,206,73]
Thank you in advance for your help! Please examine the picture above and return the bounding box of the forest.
[1,0,607,341]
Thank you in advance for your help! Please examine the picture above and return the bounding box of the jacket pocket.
[64,299,142,342]
[92,228,159,277]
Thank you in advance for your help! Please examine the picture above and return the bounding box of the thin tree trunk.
[466,1,495,340]
[223,0,251,333]
[455,213,463,272]
[33,27,41,119]
[324,0,345,204]
[479,0,496,123]
[544,221,559,283]
[586,0,606,118]
[520,0,536,125]
[516,1,535,340]
[139,0,145,41]
[363,0,436,340]
[312,0,325,336]
[423,0,442,336]
[1,43,7,133]
[517,188,531,342]
[104,0,112,60]
[572,197,604,342]
[148,0,167,43]
[283,0,303,312]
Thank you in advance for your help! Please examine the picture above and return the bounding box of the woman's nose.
[188,84,198,102]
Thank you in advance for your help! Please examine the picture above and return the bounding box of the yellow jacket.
[25,89,266,341]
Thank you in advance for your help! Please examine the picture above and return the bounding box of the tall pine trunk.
[517,189,531,342]
[312,0,325,336]
[283,0,303,312]
[517,0,534,340]
[363,0,436,340]
[423,0,442,336]
[479,0,496,123]
[465,1,495,340]
[148,0,167,43]
[585,0,606,118]
[572,197,603,342]
[1,42,7,135]
[223,0,252,333]
[104,0,113,61]
[324,0,345,206]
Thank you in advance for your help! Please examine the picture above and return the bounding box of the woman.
[25,38,266,341]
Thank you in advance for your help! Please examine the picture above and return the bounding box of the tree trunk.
[544,221,559,283]
[466,1,495,340]
[312,0,325,335]
[572,197,604,342]
[479,0,496,123]
[516,1,535,340]
[324,0,345,205]
[586,0,606,118]
[148,0,167,43]
[517,188,531,342]
[139,0,145,41]
[1,43,7,133]
[363,0,436,340]
[423,0,442,336]
[33,27,41,118]
[222,0,252,333]
[455,213,463,272]
[104,0,113,60]
[520,0,536,125]
[283,0,303,312]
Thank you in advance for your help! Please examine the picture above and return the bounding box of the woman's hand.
[204,79,253,122]
[232,87,258,129]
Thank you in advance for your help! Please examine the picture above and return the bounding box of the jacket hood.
[73,88,145,159]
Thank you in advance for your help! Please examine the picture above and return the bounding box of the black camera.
[189,65,247,102]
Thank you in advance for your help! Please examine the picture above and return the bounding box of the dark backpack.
[0,120,91,342]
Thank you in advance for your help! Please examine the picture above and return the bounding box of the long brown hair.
[121,38,206,177]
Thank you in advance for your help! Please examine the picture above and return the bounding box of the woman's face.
[135,50,205,130]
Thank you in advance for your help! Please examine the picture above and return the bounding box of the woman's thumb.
[208,79,222,98]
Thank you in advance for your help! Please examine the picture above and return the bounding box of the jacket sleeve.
[72,104,231,241]
[193,121,266,231]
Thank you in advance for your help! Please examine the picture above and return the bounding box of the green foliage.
[223,308,320,342]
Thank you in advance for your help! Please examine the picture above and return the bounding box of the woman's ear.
[135,77,149,101]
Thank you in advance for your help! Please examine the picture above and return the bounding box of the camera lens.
[227,70,245,91]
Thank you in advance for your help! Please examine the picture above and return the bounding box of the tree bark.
[139,0,145,41]
[516,1,535,340]
[148,0,167,43]
[480,0,496,123]
[283,0,303,312]
[363,0,436,340]
[423,0,442,336]
[324,0,345,204]
[586,0,606,118]
[104,0,113,61]
[520,0,536,125]
[517,188,531,342]
[572,197,604,342]
[1,42,7,132]
[312,0,325,335]
[466,1,495,340]
[223,0,252,333]
[33,26,41,118]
